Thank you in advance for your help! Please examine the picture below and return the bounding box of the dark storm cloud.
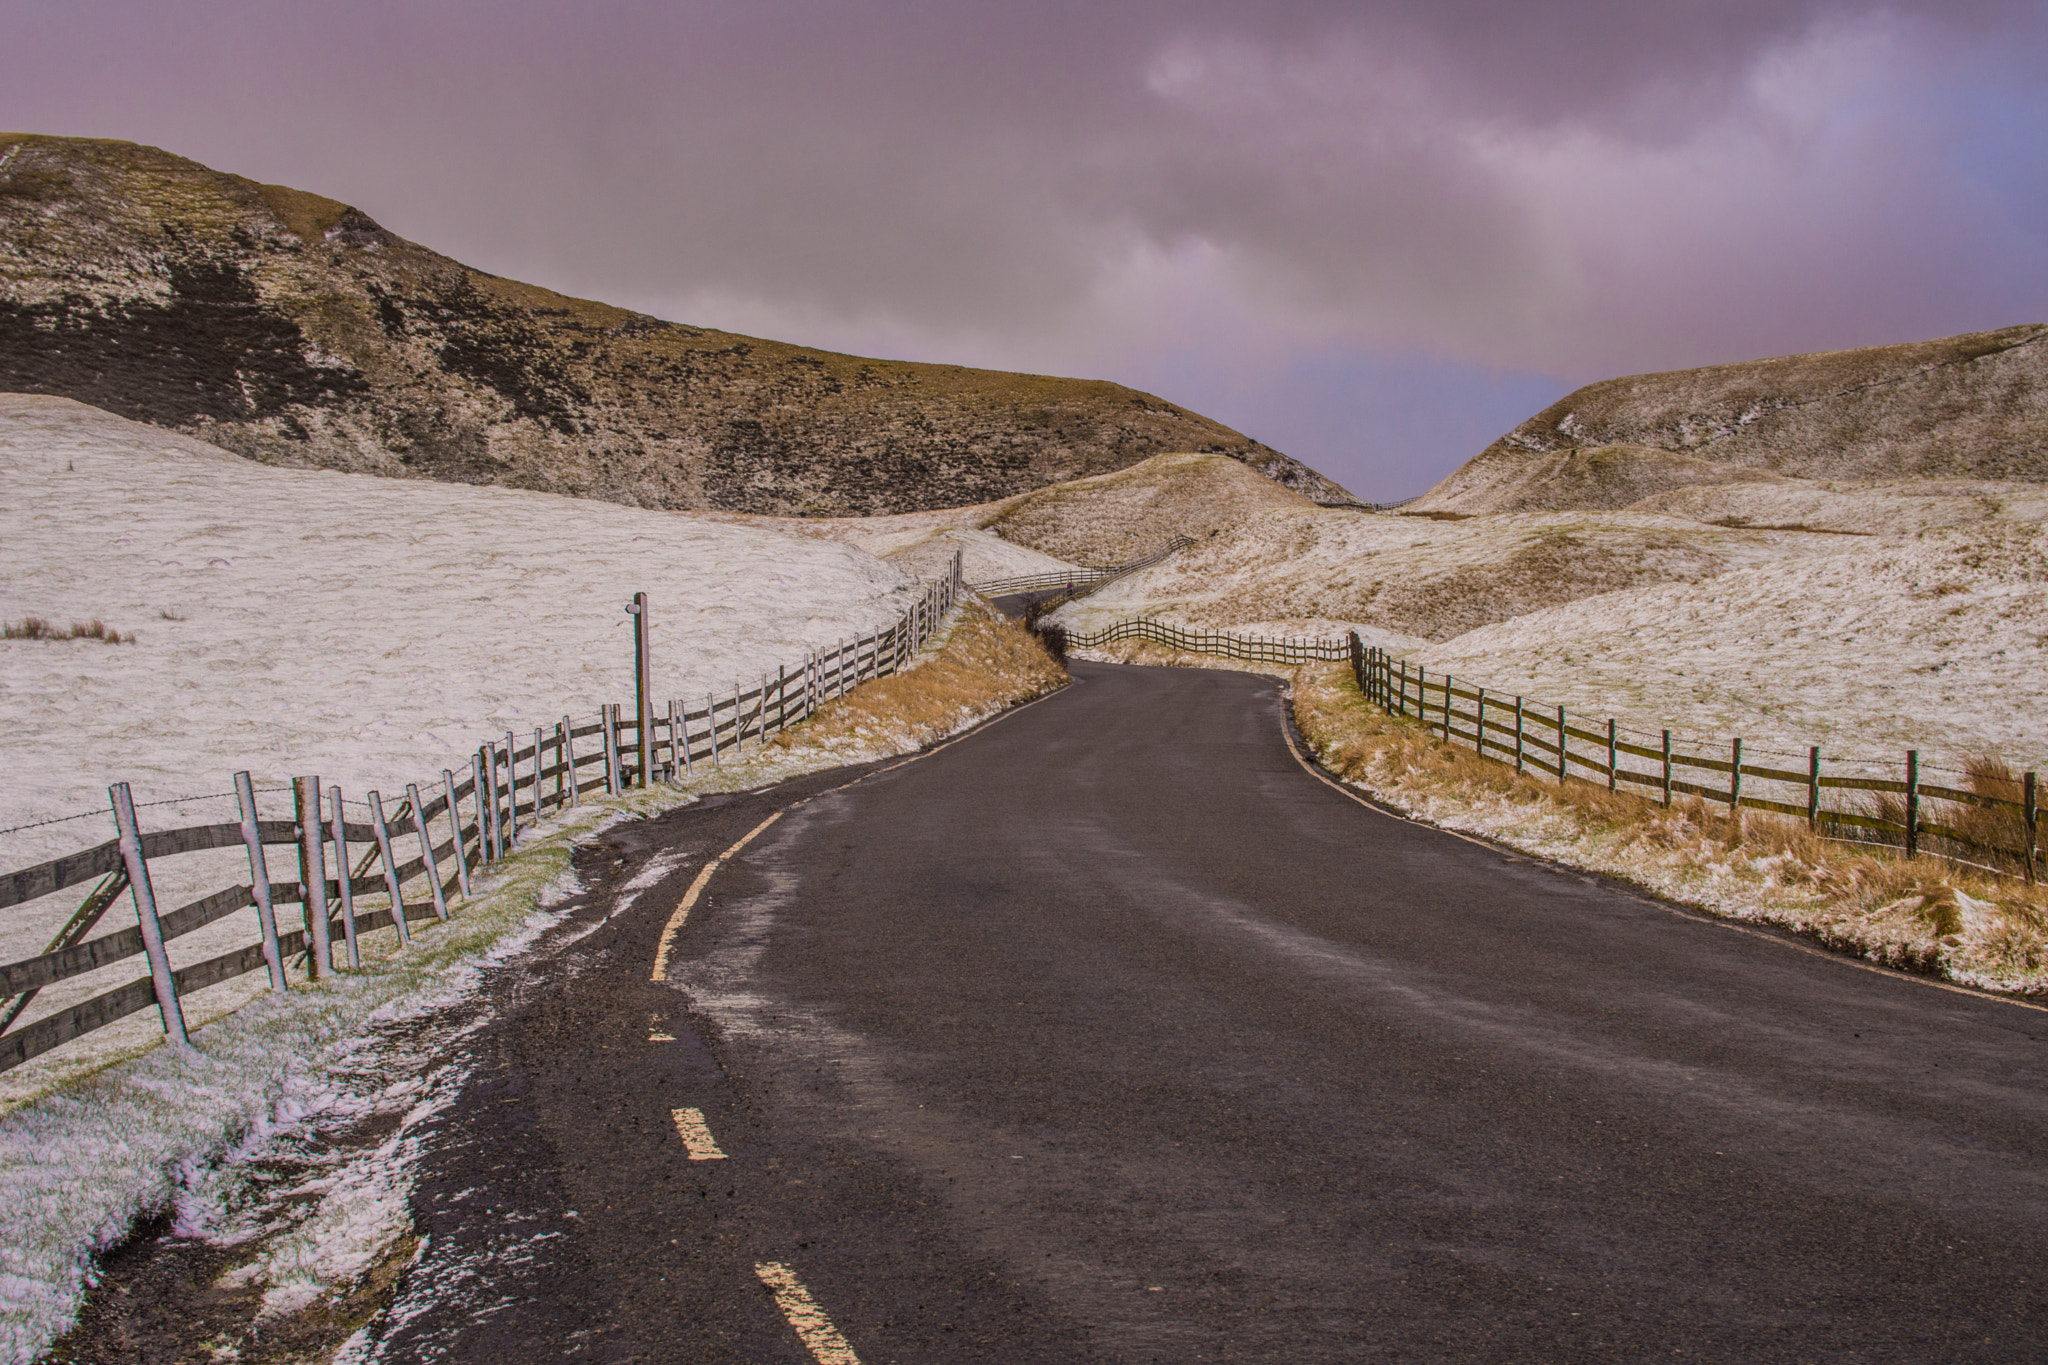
[4,0,2046,487]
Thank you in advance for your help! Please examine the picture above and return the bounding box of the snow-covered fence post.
[235,771,288,993]
[442,770,473,898]
[1905,749,1920,859]
[330,785,359,969]
[1807,747,1821,830]
[293,776,333,979]
[410,782,450,920]
[109,782,190,1047]
[628,593,653,790]
[473,752,495,862]
[368,790,412,946]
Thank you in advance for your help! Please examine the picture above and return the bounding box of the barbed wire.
[0,786,292,839]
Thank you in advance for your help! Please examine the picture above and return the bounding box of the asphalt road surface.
[382,661,2048,1363]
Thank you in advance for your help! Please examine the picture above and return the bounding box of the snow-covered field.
[1050,484,2048,780]
[0,395,923,1101]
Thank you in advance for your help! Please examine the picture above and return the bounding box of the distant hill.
[0,134,1359,515]
[1413,325,2048,514]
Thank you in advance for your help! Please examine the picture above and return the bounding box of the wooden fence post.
[1515,697,1525,773]
[1662,731,1672,807]
[603,704,622,795]
[410,782,450,920]
[442,770,473,898]
[561,720,577,806]
[1807,746,1821,830]
[503,731,519,839]
[1476,688,1486,756]
[667,699,681,778]
[329,785,359,969]
[109,782,191,1047]
[368,790,412,946]
[534,727,547,810]
[1905,749,1920,859]
[473,751,495,861]
[234,771,288,993]
[2025,771,2038,884]
[1556,706,1567,785]
[293,776,333,979]
[1730,738,1743,812]
[629,592,653,790]
[1606,721,1617,792]
[708,694,722,768]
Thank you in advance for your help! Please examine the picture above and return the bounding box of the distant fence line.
[970,535,1196,598]
[0,555,966,1075]
[1063,617,2043,883]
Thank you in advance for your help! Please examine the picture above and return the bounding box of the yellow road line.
[755,1261,862,1364]
[650,811,785,981]
[670,1106,727,1160]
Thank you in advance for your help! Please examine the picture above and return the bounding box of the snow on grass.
[0,394,928,1099]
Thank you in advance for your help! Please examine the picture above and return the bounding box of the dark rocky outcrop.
[0,134,1359,514]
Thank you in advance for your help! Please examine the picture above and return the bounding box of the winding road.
[380,660,2048,1363]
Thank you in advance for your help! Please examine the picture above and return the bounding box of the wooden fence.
[972,536,1195,599]
[1064,617,2043,882]
[0,557,966,1075]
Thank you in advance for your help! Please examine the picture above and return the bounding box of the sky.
[4,1,2046,500]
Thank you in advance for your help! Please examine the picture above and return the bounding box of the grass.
[3,618,132,644]
[1285,663,2048,992]
[769,600,1067,761]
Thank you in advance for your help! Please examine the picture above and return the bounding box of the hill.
[0,134,1357,515]
[1412,325,2048,514]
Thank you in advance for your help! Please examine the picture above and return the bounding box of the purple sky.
[6,1,2047,498]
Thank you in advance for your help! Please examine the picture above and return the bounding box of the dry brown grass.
[771,600,1067,759]
[1289,663,2048,993]
[4,616,131,643]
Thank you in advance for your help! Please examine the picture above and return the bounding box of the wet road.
[383,661,2048,1363]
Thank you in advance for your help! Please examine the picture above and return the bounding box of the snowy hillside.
[0,395,921,852]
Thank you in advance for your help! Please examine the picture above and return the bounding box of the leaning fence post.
[1905,749,1920,859]
[1807,746,1821,830]
[234,772,288,993]
[561,716,577,807]
[473,751,496,862]
[603,704,622,794]
[293,776,333,980]
[329,784,360,969]
[411,782,450,920]
[368,790,412,946]
[443,769,473,898]
[110,782,191,1047]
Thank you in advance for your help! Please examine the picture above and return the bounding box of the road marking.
[755,1261,862,1364]
[647,681,1071,983]
[670,1106,727,1160]
[1274,692,2048,1015]
[651,811,786,980]
[649,1031,676,1042]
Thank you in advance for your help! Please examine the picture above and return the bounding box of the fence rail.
[0,554,968,1075]
[1067,617,2043,882]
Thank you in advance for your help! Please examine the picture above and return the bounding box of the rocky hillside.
[0,134,1357,514]
[1413,325,2048,513]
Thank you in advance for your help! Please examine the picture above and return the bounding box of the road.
[378,660,2048,1363]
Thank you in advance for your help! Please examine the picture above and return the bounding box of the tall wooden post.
[473,751,495,862]
[628,593,652,788]
[329,785,359,969]
[110,782,190,1045]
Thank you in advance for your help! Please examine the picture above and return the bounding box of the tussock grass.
[4,616,132,643]
[1289,664,2048,994]
[771,600,1067,761]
